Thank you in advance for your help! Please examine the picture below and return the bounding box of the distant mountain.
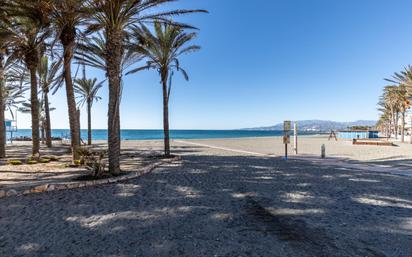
[243,120,377,132]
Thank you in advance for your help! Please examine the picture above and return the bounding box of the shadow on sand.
[0,146,411,256]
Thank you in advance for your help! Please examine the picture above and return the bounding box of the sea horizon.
[8,129,321,141]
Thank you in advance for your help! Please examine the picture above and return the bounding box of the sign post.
[283,121,291,160]
[293,121,298,155]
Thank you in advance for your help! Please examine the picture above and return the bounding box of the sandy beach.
[1,136,412,256]
[173,135,412,162]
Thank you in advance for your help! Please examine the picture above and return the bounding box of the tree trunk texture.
[395,112,399,139]
[162,75,170,157]
[392,112,398,139]
[87,100,92,145]
[41,124,45,144]
[106,31,122,174]
[401,112,405,143]
[62,41,80,160]
[410,116,412,144]
[44,91,52,147]
[77,109,81,144]
[0,52,6,158]
[29,68,40,156]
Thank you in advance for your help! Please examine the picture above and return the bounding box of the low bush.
[43,156,59,162]
[77,147,107,178]
[39,159,50,163]
[27,160,38,165]
[8,160,22,165]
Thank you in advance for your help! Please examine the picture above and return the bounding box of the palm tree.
[385,66,412,89]
[396,84,411,142]
[74,33,142,147]
[0,49,7,158]
[74,77,103,145]
[51,0,85,160]
[37,56,62,147]
[0,3,11,158]
[1,0,53,156]
[4,84,27,118]
[18,99,56,143]
[83,0,206,174]
[379,85,403,140]
[385,68,412,142]
[2,55,28,126]
[128,22,200,156]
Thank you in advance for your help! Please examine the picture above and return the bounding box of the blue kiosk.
[5,119,17,143]
[337,130,379,139]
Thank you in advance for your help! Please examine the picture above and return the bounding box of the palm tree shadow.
[1,153,411,256]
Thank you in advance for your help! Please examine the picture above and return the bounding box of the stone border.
[0,156,181,199]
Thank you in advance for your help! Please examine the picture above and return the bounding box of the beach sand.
[1,136,412,256]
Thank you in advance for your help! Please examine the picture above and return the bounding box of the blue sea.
[9,129,319,141]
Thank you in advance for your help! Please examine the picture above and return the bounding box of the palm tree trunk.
[395,111,399,139]
[87,99,91,145]
[162,76,170,157]
[106,32,122,175]
[392,111,398,139]
[107,81,121,174]
[77,109,81,144]
[410,115,412,144]
[401,111,405,143]
[44,91,52,147]
[62,42,80,160]
[41,123,45,144]
[0,52,6,158]
[29,68,40,156]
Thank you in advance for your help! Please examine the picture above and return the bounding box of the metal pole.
[294,121,298,155]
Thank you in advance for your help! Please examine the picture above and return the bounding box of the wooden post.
[293,121,298,155]
[285,143,288,160]
[321,144,326,159]
[283,121,291,160]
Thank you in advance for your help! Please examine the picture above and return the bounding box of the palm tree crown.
[74,77,103,145]
[128,21,200,84]
[74,78,103,107]
[128,21,200,156]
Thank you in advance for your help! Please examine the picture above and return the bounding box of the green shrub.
[43,155,59,162]
[39,159,50,163]
[73,160,82,166]
[77,147,107,177]
[27,160,38,165]
[49,156,59,161]
[8,160,22,165]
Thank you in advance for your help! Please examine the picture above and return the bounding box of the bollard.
[321,144,326,159]
[294,122,298,155]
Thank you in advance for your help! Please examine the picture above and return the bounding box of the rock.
[66,183,79,189]
[85,181,95,186]
[109,178,118,183]
[32,184,48,193]
[55,184,68,190]
[6,189,18,197]
[0,190,6,198]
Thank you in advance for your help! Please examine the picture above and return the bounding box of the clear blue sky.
[15,0,412,129]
